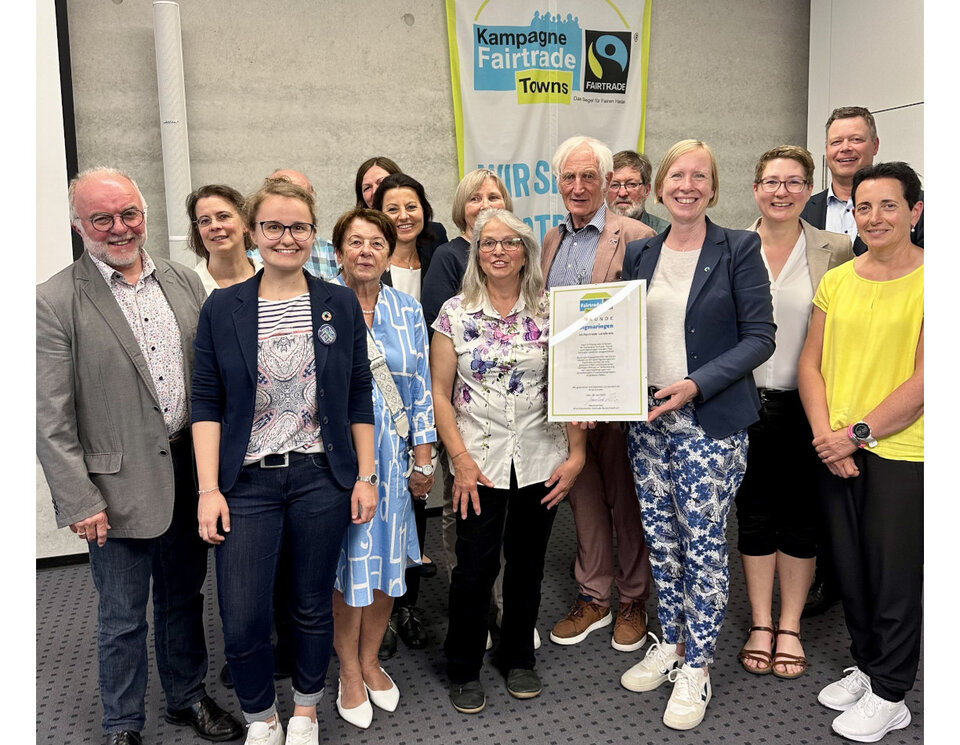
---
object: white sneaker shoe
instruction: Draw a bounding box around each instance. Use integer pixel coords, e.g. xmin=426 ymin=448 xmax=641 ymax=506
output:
xmin=620 ymin=633 xmax=684 ymax=692
xmin=662 ymin=664 xmax=712 ymax=730
xmin=533 ymin=627 xmax=541 ymax=650
xmin=246 ymin=719 xmax=284 ymax=745
xmin=284 ymin=716 xmax=318 ymax=745
xmin=819 ymin=666 xmax=872 ymax=711
xmin=486 ymin=630 xmax=493 ymax=650
xmin=831 ymin=691 xmax=911 ymax=742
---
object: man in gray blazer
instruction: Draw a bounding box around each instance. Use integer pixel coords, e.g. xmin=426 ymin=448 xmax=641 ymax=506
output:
xmin=541 ymin=137 xmax=657 ymax=655
xmin=36 ymin=168 xmax=242 ymax=745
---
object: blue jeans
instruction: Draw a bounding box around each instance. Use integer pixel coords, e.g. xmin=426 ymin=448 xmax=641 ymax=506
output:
xmin=216 ymin=452 xmax=350 ymax=721
xmin=87 ymin=434 xmax=209 ymax=733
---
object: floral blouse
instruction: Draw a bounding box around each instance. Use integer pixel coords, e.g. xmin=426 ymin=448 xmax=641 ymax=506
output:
xmin=433 ymin=291 xmax=567 ymax=489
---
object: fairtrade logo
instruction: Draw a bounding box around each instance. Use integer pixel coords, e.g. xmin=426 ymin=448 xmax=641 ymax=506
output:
xmin=583 ymin=30 xmax=631 ymax=94
xmin=579 ymin=292 xmax=611 ymax=312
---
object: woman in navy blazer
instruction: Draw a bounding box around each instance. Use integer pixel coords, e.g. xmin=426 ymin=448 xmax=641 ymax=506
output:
xmin=191 ymin=179 xmax=376 ymax=744
xmin=617 ymin=141 xmax=775 ymax=731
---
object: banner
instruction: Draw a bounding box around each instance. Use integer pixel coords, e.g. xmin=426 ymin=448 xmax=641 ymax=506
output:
xmin=445 ymin=1 xmax=652 ymax=243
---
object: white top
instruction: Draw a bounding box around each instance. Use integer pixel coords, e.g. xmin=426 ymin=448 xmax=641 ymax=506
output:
xmin=432 ymin=292 xmax=568 ymax=489
xmin=825 ymin=183 xmax=858 ymax=242
xmin=193 ymin=257 xmax=264 ymax=296
xmin=646 ymin=246 xmax=700 ymax=388
xmin=390 ymin=265 xmax=421 ymax=301
xmin=752 ymin=231 xmax=811 ymax=390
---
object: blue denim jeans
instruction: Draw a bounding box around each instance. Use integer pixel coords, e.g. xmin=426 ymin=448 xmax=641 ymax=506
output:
xmin=87 ymin=434 xmax=209 ymax=733
xmin=216 ymin=452 xmax=350 ymax=721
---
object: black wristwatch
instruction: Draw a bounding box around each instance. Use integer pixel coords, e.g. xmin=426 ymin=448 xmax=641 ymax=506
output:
xmin=850 ymin=421 xmax=878 ymax=449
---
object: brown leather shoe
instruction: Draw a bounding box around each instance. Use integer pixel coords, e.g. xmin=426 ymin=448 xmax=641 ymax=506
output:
xmin=549 ymin=596 xmax=612 ymax=645
xmin=612 ymin=600 xmax=648 ymax=651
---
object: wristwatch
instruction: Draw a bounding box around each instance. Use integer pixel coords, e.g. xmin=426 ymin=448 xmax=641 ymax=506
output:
xmin=849 ymin=421 xmax=879 ymax=449
xmin=413 ymin=463 xmax=435 ymax=477
xmin=357 ymin=473 xmax=379 ymax=486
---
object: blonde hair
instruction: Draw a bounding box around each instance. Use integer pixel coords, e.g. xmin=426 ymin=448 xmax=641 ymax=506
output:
xmin=451 ymin=169 xmax=513 ymax=233
xmin=653 ymin=140 xmax=719 ymax=208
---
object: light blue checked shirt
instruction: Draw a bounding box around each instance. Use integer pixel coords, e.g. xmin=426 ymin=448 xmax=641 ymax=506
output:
xmin=248 ymin=236 xmax=340 ymax=280
xmin=546 ymin=203 xmax=606 ymax=288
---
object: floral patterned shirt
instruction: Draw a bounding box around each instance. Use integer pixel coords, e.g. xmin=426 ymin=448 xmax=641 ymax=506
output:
xmin=433 ymin=291 xmax=567 ymax=489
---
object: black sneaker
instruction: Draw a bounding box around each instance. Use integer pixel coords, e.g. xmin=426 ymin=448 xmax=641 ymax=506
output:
xmin=506 ymin=668 xmax=542 ymax=699
xmin=397 ymin=606 xmax=428 ymax=649
xmin=379 ymin=613 xmax=399 ymax=661
xmin=450 ymin=680 xmax=485 ymax=714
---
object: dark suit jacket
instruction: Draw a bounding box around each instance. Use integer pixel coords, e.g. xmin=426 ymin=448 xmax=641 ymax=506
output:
xmin=800 ymin=187 xmax=925 ymax=255
xmin=191 ymin=270 xmax=374 ymax=493
xmin=622 ymin=218 xmax=776 ymax=439
xmin=36 ymin=252 xmax=206 ymax=537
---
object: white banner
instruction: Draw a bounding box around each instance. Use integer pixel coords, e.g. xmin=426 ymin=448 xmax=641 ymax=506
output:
xmin=445 ymin=1 xmax=652 ymax=243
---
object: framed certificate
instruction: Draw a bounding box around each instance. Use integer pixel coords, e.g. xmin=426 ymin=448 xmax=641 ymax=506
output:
xmin=548 ymin=280 xmax=647 ymax=422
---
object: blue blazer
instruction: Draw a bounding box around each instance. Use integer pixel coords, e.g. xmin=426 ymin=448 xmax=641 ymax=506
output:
xmin=622 ymin=218 xmax=776 ymax=439
xmin=191 ymin=270 xmax=374 ymax=493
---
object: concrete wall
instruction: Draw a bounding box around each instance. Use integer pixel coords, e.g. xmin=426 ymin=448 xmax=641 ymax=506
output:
xmin=63 ymin=0 xmax=809 ymax=256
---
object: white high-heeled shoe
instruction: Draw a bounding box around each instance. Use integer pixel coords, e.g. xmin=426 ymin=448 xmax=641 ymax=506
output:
xmin=365 ymin=667 xmax=400 ymax=712
xmin=336 ymin=680 xmax=373 ymax=729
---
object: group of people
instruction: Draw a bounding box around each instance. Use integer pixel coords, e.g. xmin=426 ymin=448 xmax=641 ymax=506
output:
xmin=37 ymin=105 xmax=923 ymax=745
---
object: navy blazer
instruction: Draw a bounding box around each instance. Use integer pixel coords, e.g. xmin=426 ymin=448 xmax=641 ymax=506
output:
xmin=622 ymin=218 xmax=776 ymax=439
xmin=800 ymin=187 xmax=925 ymax=256
xmin=191 ymin=270 xmax=374 ymax=493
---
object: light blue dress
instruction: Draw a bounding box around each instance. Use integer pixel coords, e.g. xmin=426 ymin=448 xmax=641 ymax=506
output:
xmin=333 ymin=280 xmax=437 ymax=607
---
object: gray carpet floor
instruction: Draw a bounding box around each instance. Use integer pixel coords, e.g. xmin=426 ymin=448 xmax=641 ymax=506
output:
xmin=36 ymin=506 xmax=922 ymax=744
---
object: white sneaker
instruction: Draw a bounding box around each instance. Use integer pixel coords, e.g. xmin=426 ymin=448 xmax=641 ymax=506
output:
xmin=831 ymin=691 xmax=911 ymax=742
xmin=620 ymin=633 xmax=684 ymax=692
xmin=662 ymin=664 xmax=712 ymax=730
xmin=284 ymin=716 xmax=318 ymax=745
xmin=246 ymin=719 xmax=284 ymax=745
xmin=486 ymin=630 xmax=493 ymax=651
xmin=534 ymin=627 xmax=541 ymax=650
xmin=819 ymin=666 xmax=872 ymax=711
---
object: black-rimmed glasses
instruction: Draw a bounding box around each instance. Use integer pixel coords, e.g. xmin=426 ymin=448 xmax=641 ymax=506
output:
xmin=82 ymin=208 xmax=146 ymax=232
xmin=757 ymin=178 xmax=808 ymax=193
xmin=478 ymin=238 xmax=523 ymax=253
xmin=258 ymin=221 xmax=316 ymax=242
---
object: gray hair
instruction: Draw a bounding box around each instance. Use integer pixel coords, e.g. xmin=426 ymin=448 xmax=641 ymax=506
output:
xmin=68 ymin=166 xmax=147 ymax=223
xmin=551 ymin=135 xmax=613 ymax=180
xmin=461 ymin=208 xmax=543 ymax=311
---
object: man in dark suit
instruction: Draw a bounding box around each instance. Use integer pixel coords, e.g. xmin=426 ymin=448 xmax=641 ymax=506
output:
xmin=541 ymin=136 xmax=657 ymax=654
xmin=36 ymin=168 xmax=243 ymax=745
xmin=800 ymin=106 xmax=924 ymax=256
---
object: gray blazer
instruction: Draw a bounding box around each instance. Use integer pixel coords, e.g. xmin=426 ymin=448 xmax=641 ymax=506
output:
xmin=36 ymin=252 xmax=206 ymax=538
xmin=746 ymin=217 xmax=854 ymax=290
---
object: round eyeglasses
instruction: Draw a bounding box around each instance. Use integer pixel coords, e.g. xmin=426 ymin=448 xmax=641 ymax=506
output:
xmin=478 ymin=237 xmax=523 ymax=253
xmin=757 ymin=178 xmax=808 ymax=193
xmin=258 ymin=221 xmax=316 ymax=242
xmin=82 ymin=208 xmax=146 ymax=232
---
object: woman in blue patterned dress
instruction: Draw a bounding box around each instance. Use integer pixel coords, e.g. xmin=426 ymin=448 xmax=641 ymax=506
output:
xmin=330 ymin=208 xmax=437 ymax=729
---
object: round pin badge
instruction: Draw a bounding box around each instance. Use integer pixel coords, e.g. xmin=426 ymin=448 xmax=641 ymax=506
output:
xmin=321 ymin=311 xmax=332 ymax=321
xmin=318 ymin=324 xmax=337 ymax=345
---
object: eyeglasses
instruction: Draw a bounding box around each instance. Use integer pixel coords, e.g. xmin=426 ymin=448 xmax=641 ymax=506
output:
xmin=559 ymin=171 xmax=600 ymax=186
xmin=757 ymin=178 xmax=808 ymax=193
xmin=608 ymin=181 xmax=644 ymax=193
xmin=478 ymin=237 xmax=524 ymax=253
xmin=345 ymin=237 xmax=388 ymax=251
xmin=194 ymin=213 xmax=237 ymax=229
xmin=82 ymin=208 xmax=146 ymax=232
xmin=258 ymin=221 xmax=316 ymax=242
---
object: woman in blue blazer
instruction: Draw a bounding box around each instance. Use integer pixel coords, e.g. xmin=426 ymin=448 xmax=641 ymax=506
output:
xmin=617 ymin=140 xmax=775 ymax=731
xmin=191 ymin=178 xmax=376 ymax=744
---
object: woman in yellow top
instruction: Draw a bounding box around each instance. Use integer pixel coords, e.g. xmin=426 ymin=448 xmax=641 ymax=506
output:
xmin=798 ymin=162 xmax=923 ymax=744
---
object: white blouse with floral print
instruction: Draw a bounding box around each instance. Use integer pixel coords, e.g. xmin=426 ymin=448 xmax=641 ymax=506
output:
xmin=433 ymin=291 xmax=568 ymax=489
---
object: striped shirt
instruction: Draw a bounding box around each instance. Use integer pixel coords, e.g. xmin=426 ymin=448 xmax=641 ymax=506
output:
xmin=546 ymin=203 xmax=607 ymax=288
xmin=244 ymin=293 xmax=324 ymax=462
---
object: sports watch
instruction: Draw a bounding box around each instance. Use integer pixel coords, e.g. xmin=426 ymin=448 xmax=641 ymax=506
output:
xmin=848 ymin=421 xmax=879 ymax=448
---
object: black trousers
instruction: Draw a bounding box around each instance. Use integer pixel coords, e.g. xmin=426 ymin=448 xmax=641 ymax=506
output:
xmin=444 ymin=468 xmax=556 ymax=683
xmin=818 ymin=450 xmax=923 ymax=701
xmin=395 ymin=495 xmax=426 ymax=610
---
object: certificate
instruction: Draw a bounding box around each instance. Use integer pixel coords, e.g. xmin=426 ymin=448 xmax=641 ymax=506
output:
xmin=548 ymin=280 xmax=646 ymax=422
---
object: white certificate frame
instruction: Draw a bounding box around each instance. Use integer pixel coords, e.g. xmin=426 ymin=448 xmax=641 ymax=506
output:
xmin=548 ymin=280 xmax=647 ymax=422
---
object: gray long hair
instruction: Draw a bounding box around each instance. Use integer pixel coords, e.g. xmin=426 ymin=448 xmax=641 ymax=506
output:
xmin=461 ymin=208 xmax=543 ymax=311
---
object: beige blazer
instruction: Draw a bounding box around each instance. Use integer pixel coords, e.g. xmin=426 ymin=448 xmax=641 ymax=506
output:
xmin=747 ymin=217 xmax=854 ymax=290
xmin=36 ymin=252 xmax=207 ymax=538
xmin=541 ymin=209 xmax=655 ymax=284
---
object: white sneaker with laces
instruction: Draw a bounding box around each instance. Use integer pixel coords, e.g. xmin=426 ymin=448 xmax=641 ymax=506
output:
xmin=819 ymin=666 xmax=872 ymax=711
xmin=620 ymin=633 xmax=684 ymax=692
xmin=284 ymin=716 xmax=318 ymax=745
xmin=246 ymin=719 xmax=284 ymax=745
xmin=662 ymin=663 xmax=711 ymax=730
xmin=831 ymin=690 xmax=911 ymax=742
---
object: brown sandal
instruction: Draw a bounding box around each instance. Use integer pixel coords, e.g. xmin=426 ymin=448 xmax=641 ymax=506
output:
xmin=772 ymin=629 xmax=808 ymax=679
xmin=738 ymin=625 xmax=775 ymax=675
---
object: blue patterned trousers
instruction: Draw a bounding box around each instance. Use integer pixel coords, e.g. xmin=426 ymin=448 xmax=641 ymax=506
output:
xmin=627 ymin=404 xmax=747 ymax=666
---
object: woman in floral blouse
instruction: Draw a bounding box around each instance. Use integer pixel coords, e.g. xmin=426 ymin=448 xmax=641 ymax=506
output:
xmin=430 ymin=208 xmax=586 ymax=715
